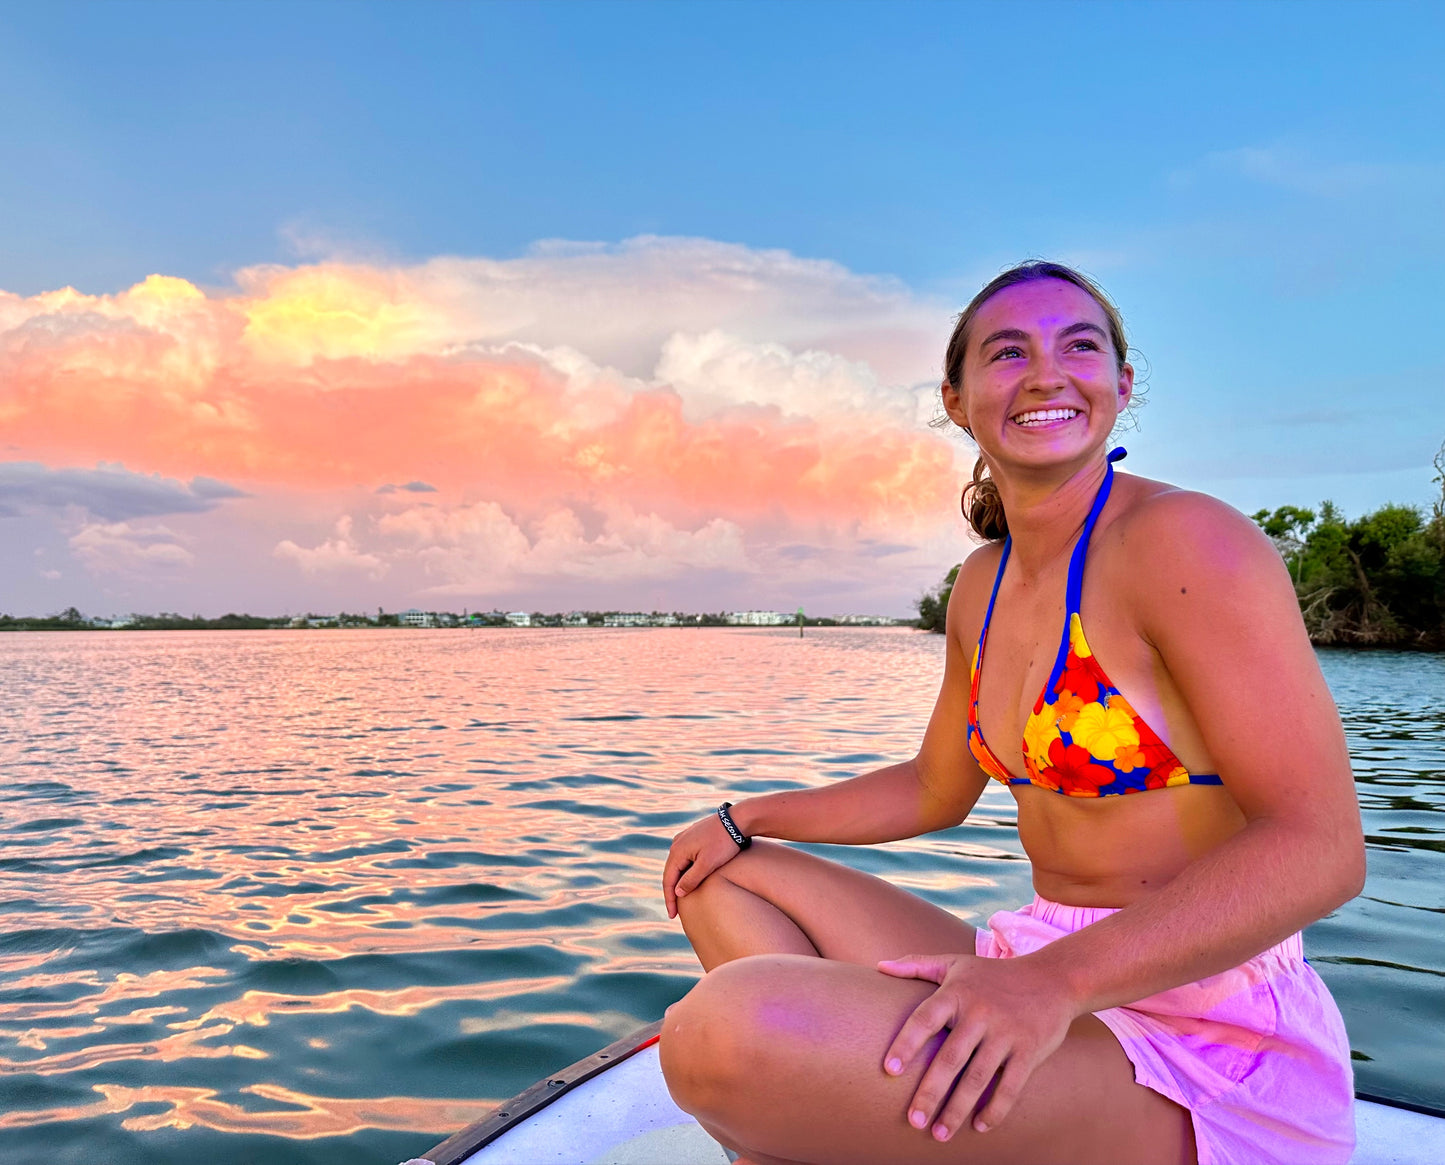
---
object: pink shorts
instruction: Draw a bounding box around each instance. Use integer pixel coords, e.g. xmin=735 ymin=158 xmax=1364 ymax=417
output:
xmin=976 ymin=896 xmax=1355 ymax=1165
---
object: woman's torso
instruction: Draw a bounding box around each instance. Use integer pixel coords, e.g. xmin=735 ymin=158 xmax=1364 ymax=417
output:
xmin=957 ymin=471 xmax=1247 ymax=907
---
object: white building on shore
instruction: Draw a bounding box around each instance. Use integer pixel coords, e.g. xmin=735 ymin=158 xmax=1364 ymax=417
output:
xmin=725 ymin=610 xmax=789 ymax=626
xmin=505 ymin=611 xmax=532 ymax=627
xmin=603 ymin=612 xmax=649 ymax=627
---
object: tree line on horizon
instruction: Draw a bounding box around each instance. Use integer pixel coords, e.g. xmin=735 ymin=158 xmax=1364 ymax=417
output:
xmin=918 ymin=445 xmax=1445 ymax=652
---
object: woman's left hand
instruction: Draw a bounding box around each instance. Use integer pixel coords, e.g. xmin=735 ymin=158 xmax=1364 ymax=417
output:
xmin=876 ymin=953 xmax=1080 ymax=1140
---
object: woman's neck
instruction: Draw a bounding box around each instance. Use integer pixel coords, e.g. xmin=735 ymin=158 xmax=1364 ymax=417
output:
xmin=993 ymin=455 xmax=1111 ymax=578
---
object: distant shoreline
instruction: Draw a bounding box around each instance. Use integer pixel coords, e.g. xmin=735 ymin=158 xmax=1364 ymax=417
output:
xmin=1 ymin=611 xmax=912 ymax=633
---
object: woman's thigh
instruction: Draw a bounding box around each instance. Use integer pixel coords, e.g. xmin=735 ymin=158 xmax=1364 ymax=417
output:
xmin=661 ymin=953 xmax=1194 ymax=1165
xmin=682 ymin=840 xmax=977 ymax=965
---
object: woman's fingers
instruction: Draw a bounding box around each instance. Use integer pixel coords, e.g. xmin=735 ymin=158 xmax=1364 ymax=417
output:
xmin=876 ymin=954 xmax=949 ymax=983
xmin=971 ymin=1053 xmax=1032 ymax=1133
xmin=661 ymin=842 xmax=696 ymax=918
xmin=929 ymin=1038 xmax=1007 ymax=1141
xmin=881 ymin=987 xmax=958 ymax=1078
xmin=904 ymin=1019 xmax=987 ymax=1134
xmin=673 ymin=855 xmax=711 ymax=899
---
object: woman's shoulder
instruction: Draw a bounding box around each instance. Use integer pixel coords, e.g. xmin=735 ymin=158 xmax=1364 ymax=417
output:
xmin=1111 ymin=478 xmax=1277 ymax=568
xmin=942 ymin=539 xmax=1008 ymax=643
xmin=1105 ymin=476 xmax=1297 ymax=619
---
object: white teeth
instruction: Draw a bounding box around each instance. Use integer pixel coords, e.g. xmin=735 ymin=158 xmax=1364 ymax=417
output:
xmin=1012 ymin=408 xmax=1080 ymax=427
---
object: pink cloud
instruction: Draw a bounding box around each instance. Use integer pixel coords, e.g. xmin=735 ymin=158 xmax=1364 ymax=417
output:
xmin=0 ymin=245 xmax=966 ymax=608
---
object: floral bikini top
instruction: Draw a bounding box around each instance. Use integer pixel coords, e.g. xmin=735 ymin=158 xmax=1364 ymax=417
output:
xmin=966 ymin=449 xmax=1222 ymax=798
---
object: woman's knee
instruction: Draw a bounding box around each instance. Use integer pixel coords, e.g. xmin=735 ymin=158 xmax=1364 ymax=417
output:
xmin=659 ymin=955 xmax=802 ymax=1119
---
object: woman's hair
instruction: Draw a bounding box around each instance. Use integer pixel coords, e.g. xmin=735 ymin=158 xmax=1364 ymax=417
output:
xmin=942 ymin=261 xmax=1130 ymax=541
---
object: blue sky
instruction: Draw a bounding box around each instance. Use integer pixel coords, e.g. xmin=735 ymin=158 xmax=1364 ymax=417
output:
xmin=1 ymin=0 xmax=1442 ymax=615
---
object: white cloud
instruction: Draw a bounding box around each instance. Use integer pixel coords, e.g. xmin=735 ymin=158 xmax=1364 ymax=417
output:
xmin=273 ymin=516 xmax=388 ymax=579
xmin=654 ymin=329 xmax=936 ymax=426
xmin=375 ymin=499 xmax=750 ymax=593
xmin=69 ymin=520 xmax=195 ymax=573
xmin=235 ymin=235 xmax=951 ymax=384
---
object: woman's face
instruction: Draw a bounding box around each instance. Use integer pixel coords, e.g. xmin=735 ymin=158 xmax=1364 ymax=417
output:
xmin=943 ymin=278 xmax=1133 ymax=473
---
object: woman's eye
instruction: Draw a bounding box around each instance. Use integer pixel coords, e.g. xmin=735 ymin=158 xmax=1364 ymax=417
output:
xmin=990 ymin=346 xmax=1023 ymax=361
xmin=1068 ymin=339 xmax=1101 ymax=352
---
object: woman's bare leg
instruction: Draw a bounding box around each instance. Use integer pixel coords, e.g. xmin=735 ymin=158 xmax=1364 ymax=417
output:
xmin=676 ymin=839 xmax=978 ymax=969
xmin=661 ymin=953 xmax=1195 ymax=1165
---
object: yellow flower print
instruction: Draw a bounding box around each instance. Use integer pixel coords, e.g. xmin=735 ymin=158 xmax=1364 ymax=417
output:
xmin=1068 ymin=613 xmax=1093 ymax=659
xmin=1023 ymin=708 xmax=1063 ymax=774
xmin=1071 ymin=702 xmax=1140 ymax=763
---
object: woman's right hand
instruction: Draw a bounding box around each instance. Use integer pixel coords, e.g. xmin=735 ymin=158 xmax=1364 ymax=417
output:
xmin=662 ymin=809 xmax=745 ymax=919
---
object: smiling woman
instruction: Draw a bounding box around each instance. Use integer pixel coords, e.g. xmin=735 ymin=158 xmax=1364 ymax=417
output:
xmin=656 ymin=261 xmax=1365 ymax=1165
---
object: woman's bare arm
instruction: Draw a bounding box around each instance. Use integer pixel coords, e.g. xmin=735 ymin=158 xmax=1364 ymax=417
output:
xmin=663 ymin=550 xmax=995 ymax=915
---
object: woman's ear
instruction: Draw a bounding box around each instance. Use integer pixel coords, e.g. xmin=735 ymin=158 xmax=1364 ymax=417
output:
xmin=1117 ymin=362 xmax=1135 ymax=411
xmin=941 ymin=379 xmax=970 ymax=433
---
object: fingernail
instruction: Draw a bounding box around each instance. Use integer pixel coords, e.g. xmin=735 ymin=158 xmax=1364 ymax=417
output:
xmin=909 ymin=1110 xmax=927 ymax=1129
xmin=974 ymin=1119 xmax=989 ymax=1133
xmin=885 ymin=1057 xmax=902 ymax=1074
xmin=933 ymin=1123 xmax=950 ymax=1141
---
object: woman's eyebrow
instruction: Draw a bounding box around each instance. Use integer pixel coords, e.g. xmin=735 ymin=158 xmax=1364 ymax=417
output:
xmin=979 ymin=321 xmax=1107 ymax=349
xmin=979 ymin=327 xmax=1030 ymax=348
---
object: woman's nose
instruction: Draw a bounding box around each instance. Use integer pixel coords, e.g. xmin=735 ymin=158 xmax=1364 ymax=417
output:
xmin=1023 ymin=350 xmax=1067 ymax=392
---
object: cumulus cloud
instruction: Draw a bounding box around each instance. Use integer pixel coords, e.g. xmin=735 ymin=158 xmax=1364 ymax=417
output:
xmin=373 ymin=500 xmax=749 ymax=594
xmin=0 ymin=238 xmax=967 ymax=605
xmin=228 ymin=235 xmax=947 ymax=382
xmin=274 ymin=516 xmax=388 ymax=578
xmin=0 ymin=462 xmax=246 ymax=521
xmin=69 ymin=520 xmax=195 ymax=573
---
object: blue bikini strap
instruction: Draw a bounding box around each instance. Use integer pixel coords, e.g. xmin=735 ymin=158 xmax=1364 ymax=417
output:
xmin=1064 ymin=447 xmax=1126 ymax=614
xmin=1034 ymin=447 xmax=1126 ymax=688
xmin=979 ymin=536 xmax=1012 ymax=648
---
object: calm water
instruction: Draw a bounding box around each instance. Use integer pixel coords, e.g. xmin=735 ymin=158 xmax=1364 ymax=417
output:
xmin=0 ymin=629 xmax=1439 ymax=1164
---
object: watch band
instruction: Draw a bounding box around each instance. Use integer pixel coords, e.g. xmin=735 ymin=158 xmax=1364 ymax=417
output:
xmin=717 ymin=802 xmax=751 ymax=850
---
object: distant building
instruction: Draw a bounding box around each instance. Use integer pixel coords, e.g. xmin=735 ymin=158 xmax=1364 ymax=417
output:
xmin=505 ymin=611 xmax=532 ymax=627
xmin=562 ymin=612 xmax=589 ymax=627
xmin=399 ymin=609 xmax=436 ymax=628
xmin=725 ymin=610 xmax=789 ymax=626
xmin=835 ymin=614 xmax=900 ymax=626
xmin=603 ymin=612 xmax=649 ymax=627
xmin=654 ymin=613 xmax=679 ymax=626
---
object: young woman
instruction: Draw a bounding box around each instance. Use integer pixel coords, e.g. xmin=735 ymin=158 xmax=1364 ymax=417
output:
xmin=657 ymin=262 xmax=1364 ymax=1165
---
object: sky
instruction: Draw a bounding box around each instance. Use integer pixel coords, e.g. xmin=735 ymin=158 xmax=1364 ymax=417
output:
xmin=1 ymin=0 xmax=1442 ymax=618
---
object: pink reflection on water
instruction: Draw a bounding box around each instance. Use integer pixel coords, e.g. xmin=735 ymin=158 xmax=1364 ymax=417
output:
xmin=0 ymin=627 xmax=991 ymax=1152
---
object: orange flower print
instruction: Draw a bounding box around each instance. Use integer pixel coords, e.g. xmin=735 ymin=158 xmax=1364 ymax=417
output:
xmin=1052 ymin=690 xmax=1087 ymax=732
xmin=1114 ymin=742 xmax=1147 ymax=772
xmin=969 ymin=731 xmax=1013 ymax=784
